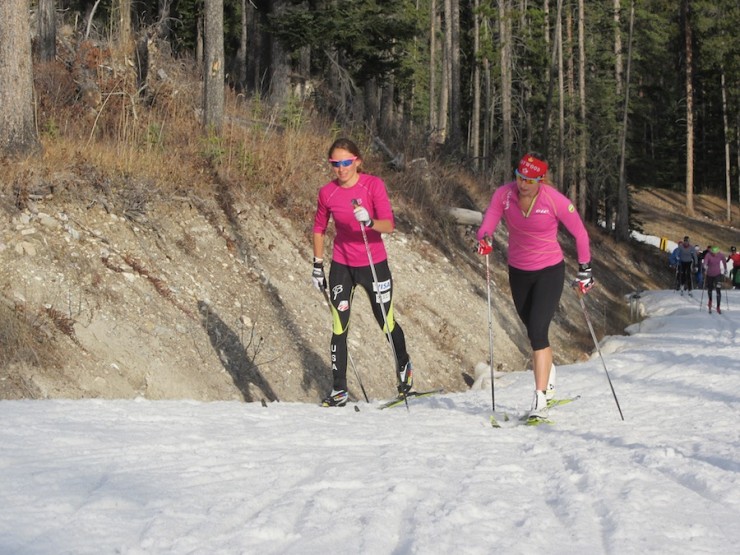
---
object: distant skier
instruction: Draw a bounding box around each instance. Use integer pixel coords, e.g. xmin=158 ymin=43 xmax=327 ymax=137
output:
xmin=669 ymin=241 xmax=682 ymax=291
xmin=675 ymin=236 xmax=697 ymax=296
xmin=727 ymin=246 xmax=740 ymax=289
xmin=694 ymin=245 xmax=704 ymax=289
xmin=703 ymin=246 xmax=727 ymax=314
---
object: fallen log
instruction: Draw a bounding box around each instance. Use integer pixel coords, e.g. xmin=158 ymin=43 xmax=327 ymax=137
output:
xmin=448 ymin=207 xmax=482 ymax=226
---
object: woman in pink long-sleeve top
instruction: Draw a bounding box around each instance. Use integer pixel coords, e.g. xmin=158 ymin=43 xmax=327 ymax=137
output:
xmin=312 ymin=138 xmax=412 ymax=407
xmin=476 ymin=153 xmax=592 ymax=421
xmin=703 ymin=246 xmax=727 ymax=314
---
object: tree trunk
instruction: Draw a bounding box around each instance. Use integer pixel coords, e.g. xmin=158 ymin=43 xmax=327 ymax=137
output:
xmin=542 ymin=0 xmax=563 ymax=160
xmin=196 ymin=13 xmax=203 ymax=70
xmin=720 ymin=69 xmax=731 ymax=223
xmin=613 ymin=0 xmax=625 ymax=235
xmin=380 ymin=80 xmax=395 ymax=136
xmin=471 ymin=0 xmax=481 ymax=171
xmin=614 ymin=0 xmax=623 ymax=97
xmin=499 ymin=0 xmax=512 ymax=174
xmin=117 ymin=0 xmax=132 ymax=50
xmin=158 ymin=0 xmax=172 ymax=39
xmin=268 ymin=0 xmax=291 ymax=106
xmin=557 ymin=1 xmax=565 ymax=190
xmin=234 ymin=0 xmax=248 ymax=93
xmin=429 ymin=0 xmax=437 ymax=134
xmin=616 ymin=1 xmax=635 ymax=241
xmin=0 ymin=0 xmax=40 ymax=157
xmin=483 ymin=53 xmax=493 ymax=174
xmin=577 ymin=0 xmax=587 ymax=218
xmin=480 ymin=16 xmax=494 ymax=174
xmin=565 ymin=2 xmax=576 ymax=201
xmin=437 ymin=0 xmax=451 ymax=144
xmin=364 ymin=78 xmax=379 ymax=135
xmin=683 ymin=0 xmax=695 ymax=216
xmin=203 ymin=0 xmax=224 ymax=134
xmin=38 ymin=0 xmax=56 ymax=62
xmin=449 ymin=0 xmax=462 ymax=151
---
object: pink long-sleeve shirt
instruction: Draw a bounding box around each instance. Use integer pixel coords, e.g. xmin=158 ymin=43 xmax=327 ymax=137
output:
xmin=476 ymin=182 xmax=591 ymax=271
xmin=313 ymin=173 xmax=394 ymax=267
xmin=703 ymin=252 xmax=727 ymax=277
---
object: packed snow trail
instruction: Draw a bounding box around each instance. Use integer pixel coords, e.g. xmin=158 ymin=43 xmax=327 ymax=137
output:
xmin=1 ymin=290 xmax=739 ymax=554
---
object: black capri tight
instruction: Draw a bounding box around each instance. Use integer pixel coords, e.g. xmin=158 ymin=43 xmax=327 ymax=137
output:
xmin=705 ymin=275 xmax=722 ymax=304
xmin=508 ymin=261 xmax=565 ymax=351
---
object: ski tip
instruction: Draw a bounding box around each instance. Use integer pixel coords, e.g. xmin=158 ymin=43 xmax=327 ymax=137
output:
xmin=525 ymin=416 xmax=554 ymax=426
xmin=378 ymin=388 xmax=443 ymax=409
xmin=490 ymin=413 xmax=512 ymax=427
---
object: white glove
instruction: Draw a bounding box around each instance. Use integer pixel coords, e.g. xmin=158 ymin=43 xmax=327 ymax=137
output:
xmin=312 ymin=261 xmax=326 ymax=291
xmin=354 ymin=206 xmax=373 ymax=227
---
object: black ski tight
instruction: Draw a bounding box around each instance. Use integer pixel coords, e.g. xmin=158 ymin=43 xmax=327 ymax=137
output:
xmin=705 ymin=275 xmax=722 ymax=304
xmin=327 ymin=260 xmax=409 ymax=391
xmin=679 ymin=262 xmax=693 ymax=290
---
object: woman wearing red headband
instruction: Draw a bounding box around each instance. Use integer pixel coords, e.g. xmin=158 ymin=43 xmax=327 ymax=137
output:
xmin=476 ymin=153 xmax=592 ymax=422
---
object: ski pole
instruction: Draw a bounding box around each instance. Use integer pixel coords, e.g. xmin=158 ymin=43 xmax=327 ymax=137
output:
xmin=573 ymin=284 xmax=625 ymax=421
xmin=352 ymin=199 xmax=407 ymax=410
xmin=725 ymin=279 xmax=731 ymax=311
xmin=321 ymin=287 xmax=369 ymax=403
xmin=485 ymin=251 xmax=496 ymax=412
xmin=673 ymin=265 xmax=680 ymax=293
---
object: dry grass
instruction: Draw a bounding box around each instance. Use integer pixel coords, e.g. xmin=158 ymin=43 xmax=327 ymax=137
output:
xmin=0 ymin=299 xmax=61 ymax=369
xmin=15 ymin=28 xmax=468 ymax=240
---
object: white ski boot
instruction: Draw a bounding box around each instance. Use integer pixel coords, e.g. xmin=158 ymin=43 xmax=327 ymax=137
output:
xmin=528 ymin=390 xmax=549 ymax=420
xmin=546 ymin=364 xmax=557 ymax=403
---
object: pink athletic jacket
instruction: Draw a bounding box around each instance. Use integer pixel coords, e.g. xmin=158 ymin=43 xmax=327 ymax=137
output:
xmin=313 ymin=174 xmax=394 ymax=267
xmin=477 ymin=182 xmax=591 ymax=271
xmin=703 ymin=252 xmax=727 ymax=277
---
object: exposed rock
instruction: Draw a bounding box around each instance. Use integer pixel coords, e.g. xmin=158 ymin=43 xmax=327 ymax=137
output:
xmin=0 ymin=183 xmax=698 ymax=404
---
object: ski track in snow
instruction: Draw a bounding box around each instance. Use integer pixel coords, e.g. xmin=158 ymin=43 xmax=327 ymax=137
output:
xmin=1 ymin=290 xmax=739 ymax=554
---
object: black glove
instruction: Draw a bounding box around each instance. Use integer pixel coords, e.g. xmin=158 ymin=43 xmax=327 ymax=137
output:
xmin=576 ymin=262 xmax=594 ymax=294
xmin=312 ymin=259 xmax=326 ymax=291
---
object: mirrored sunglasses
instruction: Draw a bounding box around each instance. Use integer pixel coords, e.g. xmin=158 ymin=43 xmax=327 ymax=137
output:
xmin=515 ymin=170 xmax=543 ymax=184
xmin=329 ymin=157 xmax=357 ymax=168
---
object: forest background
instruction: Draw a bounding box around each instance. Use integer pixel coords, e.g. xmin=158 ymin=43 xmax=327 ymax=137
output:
xmin=4 ymin=1 xmax=740 ymax=223
xmin=0 ymin=0 xmax=737 ymax=402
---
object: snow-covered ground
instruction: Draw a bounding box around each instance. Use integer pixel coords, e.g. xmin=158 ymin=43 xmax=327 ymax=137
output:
xmin=1 ymin=289 xmax=739 ymax=554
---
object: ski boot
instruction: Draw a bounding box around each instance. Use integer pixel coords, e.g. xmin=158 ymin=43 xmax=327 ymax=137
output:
xmin=321 ymin=389 xmax=349 ymax=407
xmin=397 ymin=361 xmax=414 ymax=395
xmin=546 ymin=364 xmax=557 ymax=405
xmin=528 ymin=390 xmax=549 ymax=420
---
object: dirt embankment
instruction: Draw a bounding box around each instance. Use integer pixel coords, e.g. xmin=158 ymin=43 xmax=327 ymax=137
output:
xmin=0 ymin=179 xmax=733 ymax=403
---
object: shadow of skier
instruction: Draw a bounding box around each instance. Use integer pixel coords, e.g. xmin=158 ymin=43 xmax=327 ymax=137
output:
xmin=197 ymin=300 xmax=279 ymax=403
